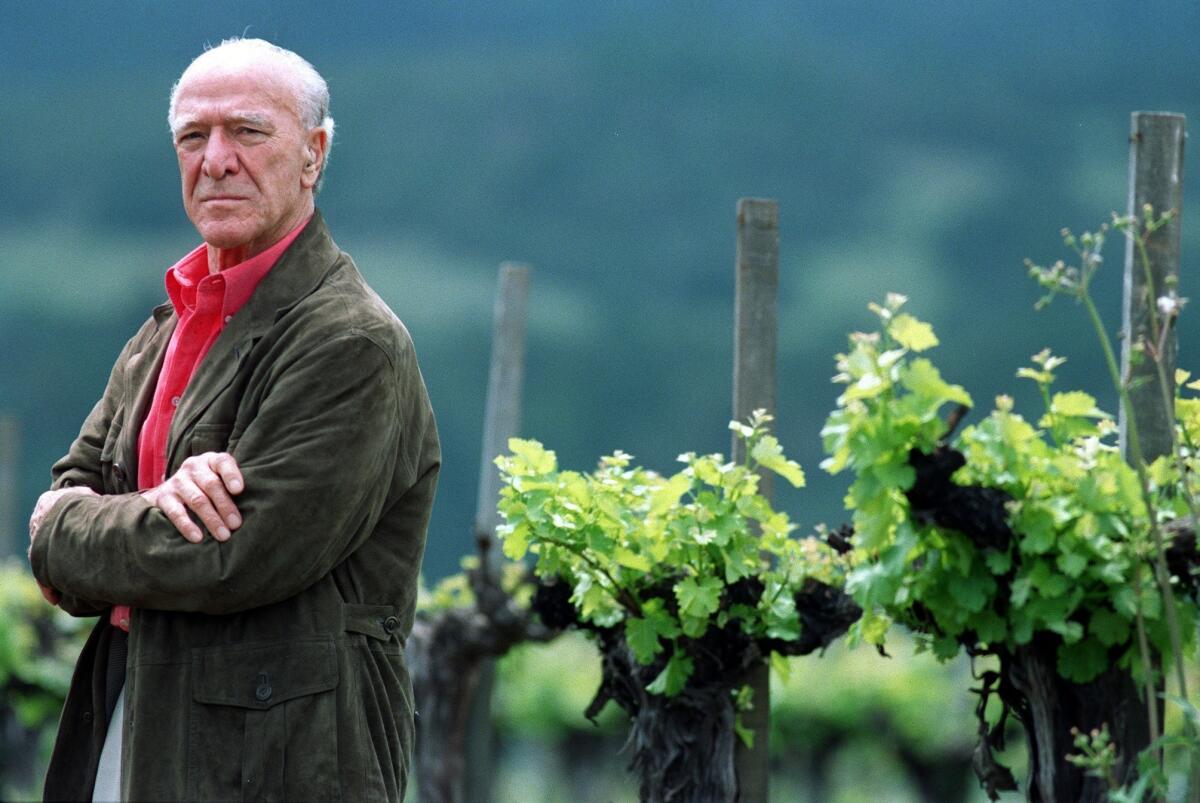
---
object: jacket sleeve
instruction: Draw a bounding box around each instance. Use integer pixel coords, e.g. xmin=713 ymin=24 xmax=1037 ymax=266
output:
xmin=38 ymin=335 xmax=138 ymax=618
xmin=49 ymin=335 xmax=132 ymax=494
xmin=30 ymin=331 xmax=426 ymax=614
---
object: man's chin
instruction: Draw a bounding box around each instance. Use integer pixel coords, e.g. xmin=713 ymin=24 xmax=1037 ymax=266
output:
xmin=194 ymin=220 xmax=258 ymax=251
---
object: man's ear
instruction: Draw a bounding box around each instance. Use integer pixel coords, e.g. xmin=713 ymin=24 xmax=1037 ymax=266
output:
xmin=301 ymin=128 xmax=328 ymax=189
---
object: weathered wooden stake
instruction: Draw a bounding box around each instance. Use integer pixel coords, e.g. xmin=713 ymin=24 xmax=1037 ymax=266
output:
xmin=463 ymin=262 xmax=530 ymax=803
xmin=732 ymin=198 xmax=779 ymax=802
xmin=0 ymin=415 xmax=19 ymax=560
xmin=1011 ymin=112 xmax=1186 ymax=803
xmin=474 ymin=263 xmax=531 ymax=580
xmin=410 ymin=263 xmax=534 ymax=803
xmin=1121 ymin=112 xmax=1185 ymax=461
xmin=1118 ymin=110 xmax=1186 ymax=788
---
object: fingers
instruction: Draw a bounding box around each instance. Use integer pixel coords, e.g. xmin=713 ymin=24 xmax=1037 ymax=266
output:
xmin=28 ymin=498 xmax=48 ymax=540
xmin=29 ymin=486 xmax=101 ymax=541
xmin=198 ymin=453 xmax=243 ymax=534
xmin=151 ymin=488 xmax=205 ymax=543
xmin=177 ymin=476 xmax=231 ymax=542
xmin=146 ymin=453 xmax=245 ymax=543
xmin=210 ymin=453 xmax=244 ymax=496
xmin=203 ymin=454 xmax=243 ymax=533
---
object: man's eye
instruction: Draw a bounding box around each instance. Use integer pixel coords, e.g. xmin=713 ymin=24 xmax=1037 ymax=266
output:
xmin=178 ymin=132 xmax=204 ymax=143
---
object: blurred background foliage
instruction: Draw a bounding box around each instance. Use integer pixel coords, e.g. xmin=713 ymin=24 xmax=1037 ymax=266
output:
xmin=0 ymin=561 xmax=91 ymax=801
xmin=3 ymin=1 xmax=1200 ymax=799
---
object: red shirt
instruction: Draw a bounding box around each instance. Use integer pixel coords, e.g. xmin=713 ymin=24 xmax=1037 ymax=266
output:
xmin=109 ymin=217 xmax=310 ymax=631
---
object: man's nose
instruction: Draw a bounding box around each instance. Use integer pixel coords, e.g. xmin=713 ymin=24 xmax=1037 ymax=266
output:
xmin=202 ymin=129 xmax=239 ymax=180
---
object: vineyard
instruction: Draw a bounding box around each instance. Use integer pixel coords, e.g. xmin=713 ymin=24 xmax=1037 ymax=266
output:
xmin=2 ymin=111 xmax=1197 ymax=802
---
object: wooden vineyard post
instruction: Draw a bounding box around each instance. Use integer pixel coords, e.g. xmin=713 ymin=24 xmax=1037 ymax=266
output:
xmin=474 ymin=263 xmax=531 ymax=579
xmin=463 ymin=262 xmax=530 ymax=803
xmin=732 ymin=198 xmax=779 ymax=802
xmin=410 ymin=263 xmax=534 ymax=803
xmin=1118 ymin=111 xmax=1186 ymax=780
xmin=1004 ymin=112 xmax=1186 ymax=802
xmin=1121 ymin=112 xmax=1185 ymax=461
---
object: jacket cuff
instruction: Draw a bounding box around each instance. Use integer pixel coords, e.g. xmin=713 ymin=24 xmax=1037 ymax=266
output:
xmin=28 ymin=501 xmax=55 ymax=589
xmin=29 ymin=491 xmax=92 ymax=590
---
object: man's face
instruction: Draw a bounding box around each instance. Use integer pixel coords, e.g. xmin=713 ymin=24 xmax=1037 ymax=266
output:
xmin=172 ymin=63 xmax=322 ymax=257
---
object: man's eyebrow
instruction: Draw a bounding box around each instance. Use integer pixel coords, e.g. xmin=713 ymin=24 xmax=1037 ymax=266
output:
xmin=172 ymin=116 xmax=203 ymax=136
xmin=227 ymin=112 xmax=273 ymax=129
xmin=172 ymin=111 xmax=274 ymax=135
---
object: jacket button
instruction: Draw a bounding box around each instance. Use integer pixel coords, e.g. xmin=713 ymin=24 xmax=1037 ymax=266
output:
xmin=82 ymin=711 xmax=93 ymax=724
xmin=255 ymin=683 xmax=273 ymax=702
xmin=382 ymin=615 xmax=400 ymax=634
xmin=113 ymin=464 xmax=127 ymax=484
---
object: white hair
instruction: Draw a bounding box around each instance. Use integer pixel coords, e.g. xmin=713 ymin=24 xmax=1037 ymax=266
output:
xmin=168 ymin=38 xmax=336 ymax=189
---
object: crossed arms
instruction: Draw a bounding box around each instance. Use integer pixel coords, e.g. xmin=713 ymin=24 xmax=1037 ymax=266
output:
xmin=28 ymin=451 xmax=246 ymax=604
xmin=28 ymin=331 xmax=417 ymax=616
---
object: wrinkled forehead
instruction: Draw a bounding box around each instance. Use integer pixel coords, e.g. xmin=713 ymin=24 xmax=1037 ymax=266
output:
xmin=174 ymin=59 xmax=303 ymax=125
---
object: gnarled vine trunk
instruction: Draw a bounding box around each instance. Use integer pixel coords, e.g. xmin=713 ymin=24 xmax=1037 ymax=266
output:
xmin=549 ymin=578 xmax=860 ymax=802
xmin=592 ymin=628 xmax=741 ymax=802
xmin=907 ymin=441 xmax=1178 ymax=801
xmin=406 ymin=562 xmax=560 ymax=803
xmin=1004 ymin=639 xmax=1149 ymax=803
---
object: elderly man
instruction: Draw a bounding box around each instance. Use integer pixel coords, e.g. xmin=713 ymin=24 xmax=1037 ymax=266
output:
xmin=27 ymin=38 xmax=439 ymax=802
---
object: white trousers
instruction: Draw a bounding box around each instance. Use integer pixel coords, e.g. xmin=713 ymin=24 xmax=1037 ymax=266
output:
xmin=91 ymin=683 xmax=124 ymax=803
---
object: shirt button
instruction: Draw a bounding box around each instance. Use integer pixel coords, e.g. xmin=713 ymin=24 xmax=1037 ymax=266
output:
xmin=171 ymin=396 xmax=181 ymax=407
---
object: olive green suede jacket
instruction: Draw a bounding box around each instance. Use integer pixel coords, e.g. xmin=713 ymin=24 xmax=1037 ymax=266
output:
xmin=29 ymin=212 xmax=440 ymax=802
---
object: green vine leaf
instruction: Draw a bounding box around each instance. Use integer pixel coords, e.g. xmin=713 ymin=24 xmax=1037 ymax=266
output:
xmin=750 ymin=434 xmax=807 ymax=488
xmin=1090 ymin=607 xmax=1131 ymax=647
xmin=890 ymin=313 xmax=939 ymax=352
xmin=900 ymin=358 xmax=972 ymax=410
xmin=646 ymin=649 xmax=694 ymax=696
xmin=675 ymin=576 xmax=723 ymax=620
xmin=626 ymin=599 xmax=681 ymax=664
xmin=1057 ymin=638 xmax=1108 ymax=684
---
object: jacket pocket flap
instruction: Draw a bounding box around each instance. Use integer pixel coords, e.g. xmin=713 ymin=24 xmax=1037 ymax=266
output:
xmin=188 ymin=424 xmax=232 ymax=456
xmin=192 ymin=637 xmax=337 ymax=709
xmin=343 ymin=603 xmax=400 ymax=643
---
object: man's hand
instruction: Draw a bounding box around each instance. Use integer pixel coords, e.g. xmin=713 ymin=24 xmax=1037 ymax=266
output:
xmin=29 ymin=486 xmax=100 ymax=605
xmin=141 ymin=452 xmax=245 ymax=543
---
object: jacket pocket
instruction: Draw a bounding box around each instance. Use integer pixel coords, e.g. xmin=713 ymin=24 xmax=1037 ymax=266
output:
xmin=188 ymin=423 xmax=233 ymax=457
xmin=188 ymin=637 xmax=340 ymax=802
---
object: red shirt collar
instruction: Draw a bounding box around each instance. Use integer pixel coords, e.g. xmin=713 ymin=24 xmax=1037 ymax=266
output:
xmin=165 ymin=216 xmax=312 ymax=319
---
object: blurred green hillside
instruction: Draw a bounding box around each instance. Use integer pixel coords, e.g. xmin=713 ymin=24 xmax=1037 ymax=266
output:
xmin=3 ymin=1 xmax=1200 ymax=580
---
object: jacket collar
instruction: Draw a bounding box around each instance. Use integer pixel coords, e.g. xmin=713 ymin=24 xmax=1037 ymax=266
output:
xmin=232 ymin=209 xmax=341 ymax=338
xmin=116 ymin=211 xmax=341 ymax=479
